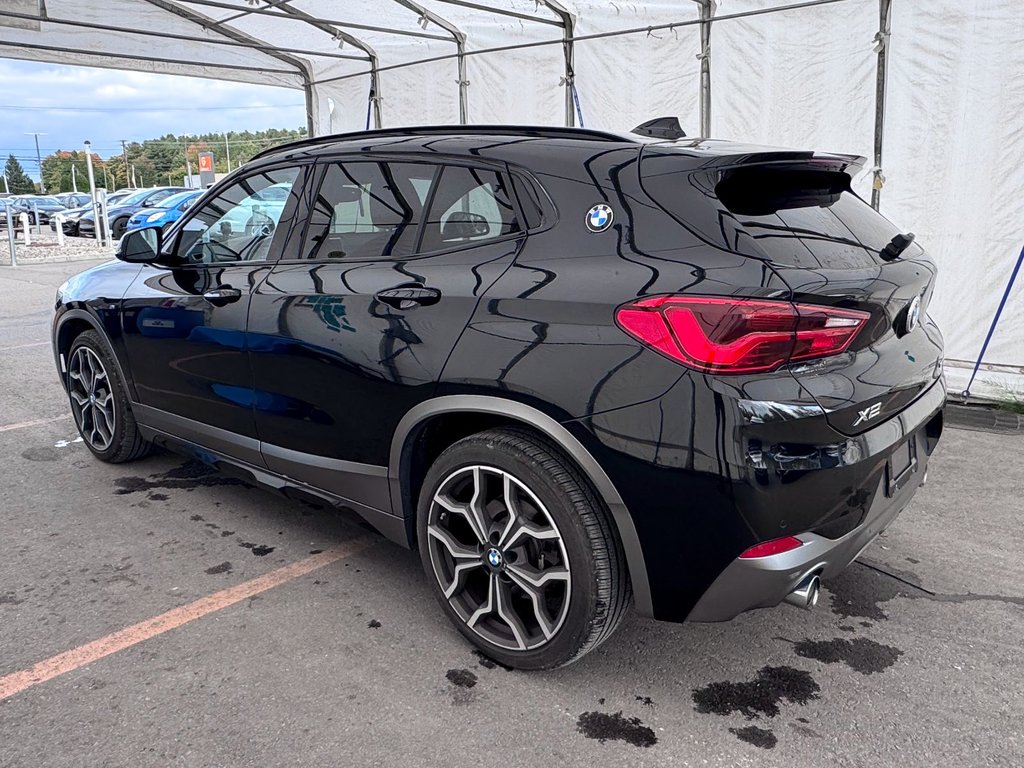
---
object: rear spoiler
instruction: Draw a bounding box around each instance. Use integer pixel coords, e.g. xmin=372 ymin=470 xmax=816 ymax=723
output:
xmin=641 ymin=141 xmax=866 ymax=178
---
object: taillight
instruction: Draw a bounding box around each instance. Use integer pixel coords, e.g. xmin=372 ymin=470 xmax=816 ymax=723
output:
xmin=739 ymin=536 xmax=803 ymax=559
xmin=614 ymin=296 xmax=868 ymax=374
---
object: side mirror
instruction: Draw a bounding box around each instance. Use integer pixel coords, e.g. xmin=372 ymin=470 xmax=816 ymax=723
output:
xmin=117 ymin=226 xmax=163 ymax=263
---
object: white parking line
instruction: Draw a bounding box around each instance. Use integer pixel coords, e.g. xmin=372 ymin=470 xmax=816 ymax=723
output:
xmin=0 ymin=341 xmax=49 ymax=352
xmin=0 ymin=415 xmax=72 ymax=433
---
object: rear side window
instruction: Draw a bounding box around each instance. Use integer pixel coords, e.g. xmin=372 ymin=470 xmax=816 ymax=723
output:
xmin=641 ymin=152 xmax=905 ymax=268
xmin=419 ymin=166 xmax=520 ymax=253
xmin=302 ymin=161 xmax=435 ymax=261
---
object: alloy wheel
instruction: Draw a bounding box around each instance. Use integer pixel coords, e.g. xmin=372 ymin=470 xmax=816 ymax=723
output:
xmin=426 ymin=465 xmax=571 ymax=651
xmin=68 ymin=346 xmax=116 ymax=452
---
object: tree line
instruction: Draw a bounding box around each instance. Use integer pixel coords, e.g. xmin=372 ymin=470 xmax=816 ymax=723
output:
xmin=3 ymin=127 xmax=308 ymax=195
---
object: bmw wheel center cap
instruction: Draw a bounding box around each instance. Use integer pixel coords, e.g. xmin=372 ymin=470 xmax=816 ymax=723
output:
xmin=486 ymin=548 xmax=503 ymax=568
xmin=586 ymin=203 xmax=613 ymax=233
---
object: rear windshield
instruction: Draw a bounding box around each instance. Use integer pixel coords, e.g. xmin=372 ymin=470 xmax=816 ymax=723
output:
xmin=640 ymin=153 xmax=909 ymax=268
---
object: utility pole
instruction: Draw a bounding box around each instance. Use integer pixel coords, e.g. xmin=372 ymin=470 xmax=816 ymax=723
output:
xmin=2 ymin=173 xmax=8 ymax=194
xmin=71 ymin=164 xmax=78 ymax=192
xmin=25 ymin=132 xmax=47 ymax=193
xmin=224 ymin=131 xmax=231 ymax=170
xmin=120 ymin=140 xmax=130 ymax=187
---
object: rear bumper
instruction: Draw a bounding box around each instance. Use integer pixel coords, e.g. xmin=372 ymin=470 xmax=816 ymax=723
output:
xmin=686 ymin=473 xmax=917 ymax=621
xmin=687 ymin=381 xmax=944 ymax=622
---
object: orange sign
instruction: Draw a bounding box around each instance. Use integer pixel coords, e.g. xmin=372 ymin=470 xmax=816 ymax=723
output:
xmin=198 ymin=153 xmax=214 ymax=173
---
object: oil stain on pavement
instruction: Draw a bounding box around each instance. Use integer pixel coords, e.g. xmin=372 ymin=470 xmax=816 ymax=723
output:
xmin=793 ymin=637 xmax=903 ymax=675
xmin=113 ymin=460 xmax=250 ymax=496
xmin=692 ymin=665 xmax=820 ymax=719
xmin=576 ymin=711 xmax=657 ymax=748
xmin=729 ymin=725 xmax=777 ymax=750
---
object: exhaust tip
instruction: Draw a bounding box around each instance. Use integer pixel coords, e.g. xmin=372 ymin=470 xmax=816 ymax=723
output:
xmin=785 ymin=574 xmax=821 ymax=610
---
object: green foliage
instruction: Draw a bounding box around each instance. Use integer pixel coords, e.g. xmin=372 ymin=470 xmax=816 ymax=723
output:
xmin=3 ymin=155 xmax=36 ymax=194
xmin=37 ymin=127 xmax=308 ymax=192
xmin=39 ymin=127 xmax=309 ymax=191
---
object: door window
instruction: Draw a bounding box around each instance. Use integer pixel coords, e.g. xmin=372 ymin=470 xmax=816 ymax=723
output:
xmin=175 ymin=167 xmax=300 ymax=264
xmin=419 ymin=166 xmax=519 ymax=253
xmin=302 ymin=161 xmax=436 ymax=261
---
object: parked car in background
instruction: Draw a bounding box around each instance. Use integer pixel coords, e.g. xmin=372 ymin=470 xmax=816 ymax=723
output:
xmin=10 ymin=195 xmax=67 ymax=225
xmin=0 ymin=198 xmax=13 ymax=225
xmin=52 ymin=125 xmax=945 ymax=669
xmin=57 ymin=193 xmax=92 ymax=209
xmin=126 ymin=189 xmax=203 ymax=234
xmin=53 ymin=190 xmax=135 ymax=237
xmin=78 ymin=186 xmax=189 ymax=240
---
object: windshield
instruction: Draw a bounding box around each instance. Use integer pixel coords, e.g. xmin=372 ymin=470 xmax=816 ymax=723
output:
xmin=156 ymin=190 xmax=200 ymax=209
xmin=115 ymin=189 xmax=155 ymax=207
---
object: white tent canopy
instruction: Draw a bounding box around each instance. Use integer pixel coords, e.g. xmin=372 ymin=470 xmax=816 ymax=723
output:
xmin=2 ymin=0 xmax=1022 ymax=397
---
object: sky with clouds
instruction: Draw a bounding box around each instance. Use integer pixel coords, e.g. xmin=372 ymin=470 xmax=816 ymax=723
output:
xmin=0 ymin=59 xmax=307 ymax=181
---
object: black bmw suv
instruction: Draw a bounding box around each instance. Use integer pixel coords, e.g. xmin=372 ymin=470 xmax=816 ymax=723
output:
xmin=52 ymin=125 xmax=944 ymax=669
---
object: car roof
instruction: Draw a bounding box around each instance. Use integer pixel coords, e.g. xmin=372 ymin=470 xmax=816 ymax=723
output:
xmin=253 ymin=125 xmax=648 ymax=162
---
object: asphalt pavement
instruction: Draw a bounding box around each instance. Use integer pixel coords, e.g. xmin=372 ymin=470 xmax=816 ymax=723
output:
xmin=1 ymin=259 xmax=1021 ymax=767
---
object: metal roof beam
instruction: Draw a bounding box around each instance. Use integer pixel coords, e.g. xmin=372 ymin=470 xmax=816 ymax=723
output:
xmin=0 ymin=9 xmax=368 ymax=63
xmin=0 ymin=39 xmax=296 ymax=77
xmin=431 ymin=0 xmax=562 ymax=26
xmin=251 ymin=1 xmax=384 ymax=130
xmin=142 ymin=0 xmax=319 ymax=135
xmin=177 ymin=0 xmax=453 ymax=41
xmin=390 ymin=0 xmax=468 ymax=123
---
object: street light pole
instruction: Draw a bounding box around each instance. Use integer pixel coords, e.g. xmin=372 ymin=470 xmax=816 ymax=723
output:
xmin=71 ymin=164 xmax=78 ymax=193
xmin=25 ymin=132 xmax=47 ymax=193
xmin=2 ymin=173 xmax=8 ymax=194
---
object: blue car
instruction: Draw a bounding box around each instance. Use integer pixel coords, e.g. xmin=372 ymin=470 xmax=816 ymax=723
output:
xmin=125 ymin=190 xmax=203 ymax=234
xmin=79 ymin=186 xmax=189 ymax=239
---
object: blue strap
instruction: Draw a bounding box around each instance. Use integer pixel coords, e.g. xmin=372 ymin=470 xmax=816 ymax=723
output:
xmin=571 ymin=82 xmax=585 ymax=128
xmin=962 ymin=242 xmax=1024 ymax=398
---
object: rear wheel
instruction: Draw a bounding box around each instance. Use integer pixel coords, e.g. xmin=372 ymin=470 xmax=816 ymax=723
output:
xmin=66 ymin=331 xmax=150 ymax=463
xmin=111 ymin=217 xmax=129 ymax=240
xmin=417 ymin=427 xmax=631 ymax=670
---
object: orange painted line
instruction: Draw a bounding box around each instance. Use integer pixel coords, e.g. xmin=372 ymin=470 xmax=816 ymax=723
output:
xmin=0 ymin=414 xmax=72 ymax=433
xmin=0 ymin=542 xmax=365 ymax=702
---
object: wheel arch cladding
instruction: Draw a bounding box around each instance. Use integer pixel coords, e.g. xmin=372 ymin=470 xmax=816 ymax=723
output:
xmin=389 ymin=395 xmax=654 ymax=617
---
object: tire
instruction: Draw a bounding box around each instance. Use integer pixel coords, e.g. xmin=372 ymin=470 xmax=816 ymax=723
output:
xmin=417 ymin=427 xmax=631 ymax=670
xmin=111 ymin=217 xmax=128 ymax=240
xmin=66 ymin=330 xmax=150 ymax=463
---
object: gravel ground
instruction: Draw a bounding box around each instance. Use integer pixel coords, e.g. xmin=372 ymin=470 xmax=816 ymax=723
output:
xmin=2 ymin=226 xmax=116 ymax=265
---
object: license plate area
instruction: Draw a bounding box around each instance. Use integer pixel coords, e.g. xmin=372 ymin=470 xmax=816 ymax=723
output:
xmin=886 ymin=433 xmax=918 ymax=496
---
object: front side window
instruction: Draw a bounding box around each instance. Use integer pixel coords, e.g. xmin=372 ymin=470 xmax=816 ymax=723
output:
xmin=302 ymin=161 xmax=435 ymax=261
xmin=175 ymin=167 xmax=300 ymax=265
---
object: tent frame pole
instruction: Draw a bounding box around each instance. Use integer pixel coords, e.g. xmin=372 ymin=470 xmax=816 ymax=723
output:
xmin=537 ymin=1 xmax=576 ymax=127
xmin=697 ymin=1 xmax=714 ymax=137
xmin=391 ymin=0 xmax=468 ymax=123
xmin=871 ymin=0 xmax=892 ymax=210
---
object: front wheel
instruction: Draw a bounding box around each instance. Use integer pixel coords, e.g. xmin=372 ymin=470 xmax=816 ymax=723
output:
xmin=66 ymin=331 xmax=150 ymax=463
xmin=417 ymin=428 xmax=631 ymax=670
xmin=110 ymin=217 xmax=128 ymax=240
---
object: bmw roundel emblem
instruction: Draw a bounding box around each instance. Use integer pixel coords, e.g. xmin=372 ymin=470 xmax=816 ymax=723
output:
xmin=486 ymin=548 xmax=503 ymax=568
xmin=906 ymin=295 xmax=922 ymax=333
xmin=586 ymin=203 xmax=614 ymax=233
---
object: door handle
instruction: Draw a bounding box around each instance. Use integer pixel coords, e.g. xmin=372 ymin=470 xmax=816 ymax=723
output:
xmin=202 ymin=286 xmax=242 ymax=306
xmin=375 ymin=285 xmax=442 ymax=310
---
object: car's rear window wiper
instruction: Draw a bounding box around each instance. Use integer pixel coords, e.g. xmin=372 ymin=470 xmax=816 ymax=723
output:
xmin=881 ymin=232 xmax=915 ymax=261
